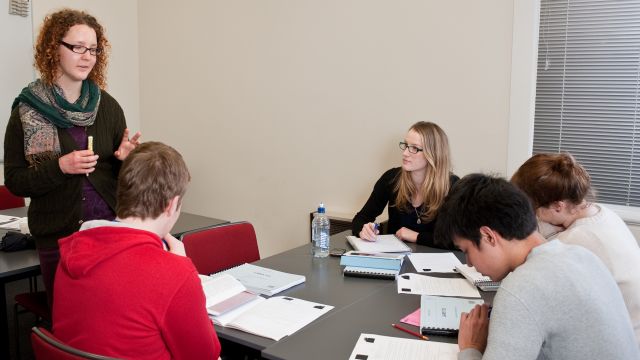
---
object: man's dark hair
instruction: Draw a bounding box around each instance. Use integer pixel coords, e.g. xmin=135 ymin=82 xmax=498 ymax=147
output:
xmin=434 ymin=173 xmax=537 ymax=248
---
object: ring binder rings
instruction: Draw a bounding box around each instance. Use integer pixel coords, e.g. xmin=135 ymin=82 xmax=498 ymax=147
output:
xmin=454 ymin=265 xmax=501 ymax=291
xmin=343 ymin=266 xmax=398 ymax=280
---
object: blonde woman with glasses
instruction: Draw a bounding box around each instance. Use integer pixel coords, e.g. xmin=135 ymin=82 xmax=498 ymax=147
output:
xmin=352 ymin=121 xmax=458 ymax=247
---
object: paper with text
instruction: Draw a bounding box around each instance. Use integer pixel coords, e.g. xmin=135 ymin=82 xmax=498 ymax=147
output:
xmin=222 ymin=296 xmax=334 ymax=341
xmin=348 ymin=333 xmax=458 ymax=360
xmin=347 ymin=235 xmax=412 ymax=253
xmin=408 ymin=253 xmax=462 ymax=273
xmin=397 ymin=273 xmax=481 ymax=298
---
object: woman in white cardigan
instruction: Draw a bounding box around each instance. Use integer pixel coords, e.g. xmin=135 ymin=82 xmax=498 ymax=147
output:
xmin=511 ymin=152 xmax=640 ymax=345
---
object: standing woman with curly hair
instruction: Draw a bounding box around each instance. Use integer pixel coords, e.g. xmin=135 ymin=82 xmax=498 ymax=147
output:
xmin=352 ymin=121 xmax=458 ymax=247
xmin=4 ymin=9 xmax=141 ymax=307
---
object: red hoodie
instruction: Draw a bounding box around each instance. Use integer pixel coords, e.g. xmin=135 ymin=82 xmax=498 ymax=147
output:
xmin=53 ymin=224 xmax=221 ymax=359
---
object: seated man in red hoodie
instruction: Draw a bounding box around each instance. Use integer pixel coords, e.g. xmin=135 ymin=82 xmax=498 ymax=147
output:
xmin=52 ymin=141 xmax=221 ymax=360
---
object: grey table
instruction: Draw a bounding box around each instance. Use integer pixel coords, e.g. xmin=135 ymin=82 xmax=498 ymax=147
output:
xmin=213 ymin=230 xmax=494 ymax=359
xmin=0 ymin=206 xmax=35 ymax=360
xmin=0 ymin=208 xmax=227 ymax=360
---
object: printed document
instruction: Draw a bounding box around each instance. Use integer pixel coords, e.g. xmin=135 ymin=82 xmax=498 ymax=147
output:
xmin=216 ymin=296 xmax=334 ymax=341
xmin=397 ymin=273 xmax=481 ymax=298
xmin=348 ymin=333 xmax=457 ymax=360
xmin=408 ymin=253 xmax=462 ymax=273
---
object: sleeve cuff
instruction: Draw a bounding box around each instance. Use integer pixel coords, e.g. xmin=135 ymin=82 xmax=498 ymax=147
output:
xmin=458 ymin=348 xmax=482 ymax=360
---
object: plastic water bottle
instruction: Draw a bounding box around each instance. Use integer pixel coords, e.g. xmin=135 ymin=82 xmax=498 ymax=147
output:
xmin=312 ymin=203 xmax=330 ymax=258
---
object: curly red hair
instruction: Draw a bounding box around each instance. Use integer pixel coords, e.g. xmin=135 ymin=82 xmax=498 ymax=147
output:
xmin=34 ymin=9 xmax=110 ymax=89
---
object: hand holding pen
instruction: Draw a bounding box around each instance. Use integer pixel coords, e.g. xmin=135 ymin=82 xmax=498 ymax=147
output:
xmin=359 ymin=222 xmax=380 ymax=242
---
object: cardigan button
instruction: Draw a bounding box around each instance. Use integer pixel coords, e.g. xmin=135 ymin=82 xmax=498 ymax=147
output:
xmin=78 ymin=220 xmax=84 ymax=225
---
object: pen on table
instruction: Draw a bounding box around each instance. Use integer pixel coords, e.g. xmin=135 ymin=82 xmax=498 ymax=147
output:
xmin=392 ymin=323 xmax=429 ymax=341
xmin=87 ymin=136 xmax=93 ymax=177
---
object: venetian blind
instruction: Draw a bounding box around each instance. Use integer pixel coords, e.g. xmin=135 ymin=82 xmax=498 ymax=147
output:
xmin=533 ymin=0 xmax=640 ymax=206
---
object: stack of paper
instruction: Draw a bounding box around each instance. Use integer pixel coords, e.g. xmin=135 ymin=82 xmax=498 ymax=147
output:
xmin=346 ymin=235 xmax=411 ymax=254
xmin=340 ymin=251 xmax=405 ymax=270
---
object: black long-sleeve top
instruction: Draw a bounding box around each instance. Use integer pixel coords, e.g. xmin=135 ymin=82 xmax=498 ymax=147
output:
xmin=351 ymin=167 xmax=459 ymax=248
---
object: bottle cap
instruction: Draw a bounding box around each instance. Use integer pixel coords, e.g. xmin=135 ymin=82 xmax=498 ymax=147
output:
xmin=317 ymin=203 xmax=326 ymax=214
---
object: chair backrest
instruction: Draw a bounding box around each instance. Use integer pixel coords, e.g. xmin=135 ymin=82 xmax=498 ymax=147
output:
xmin=31 ymin=327 xmax=120 ymax=360
xmin=181 ymin=221 xmax=260 ymax=274
xmin=0 ymin=185 xmax=24 ymax=210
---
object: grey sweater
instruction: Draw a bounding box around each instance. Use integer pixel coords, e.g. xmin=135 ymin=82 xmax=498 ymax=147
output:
xmin=459 ymin=240 xmax=639 ymax=360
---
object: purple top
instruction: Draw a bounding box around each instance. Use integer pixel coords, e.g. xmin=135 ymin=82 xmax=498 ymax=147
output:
xmin=66 ymin=126 xmax=115 ymax=222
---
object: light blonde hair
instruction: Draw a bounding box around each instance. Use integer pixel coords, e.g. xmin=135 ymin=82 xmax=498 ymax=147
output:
xmin=394 ymin=121 xmax=452 ymax=221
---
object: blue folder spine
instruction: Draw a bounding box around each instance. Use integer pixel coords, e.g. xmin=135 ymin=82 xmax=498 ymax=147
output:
xmin=339 ymin=254 xmax=403 ymax=270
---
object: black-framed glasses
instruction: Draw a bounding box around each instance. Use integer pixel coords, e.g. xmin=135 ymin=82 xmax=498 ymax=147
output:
xmin=59 ymin=41 xmax=102 ymax=56
xmin=399 ymin=141 xmax=423 ymax=154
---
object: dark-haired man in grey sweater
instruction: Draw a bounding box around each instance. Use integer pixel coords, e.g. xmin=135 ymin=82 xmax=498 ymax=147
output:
xmin=435 ymin=174 xmax=639 ymax=360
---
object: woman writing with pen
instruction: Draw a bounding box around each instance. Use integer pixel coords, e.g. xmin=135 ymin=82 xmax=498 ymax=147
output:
xmin=352 ymin=121 xmax=458 ymax=247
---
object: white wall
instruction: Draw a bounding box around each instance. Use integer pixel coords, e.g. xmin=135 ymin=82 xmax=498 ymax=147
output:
xmin=138 ymin=0 xmax=517 ymax=257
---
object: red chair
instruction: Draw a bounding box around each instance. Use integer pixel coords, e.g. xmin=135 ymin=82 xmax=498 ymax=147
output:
xmin=0 ymin=185 xmax=25 ymax=210
xmin=31 ymin=327 xmax=120 ymax=360
xmin=181 ymin=221 xmax=260 ymax=274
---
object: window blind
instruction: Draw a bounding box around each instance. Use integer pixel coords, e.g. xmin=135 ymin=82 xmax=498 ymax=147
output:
xmin=533 ymin=0 xmax=640 ymax=206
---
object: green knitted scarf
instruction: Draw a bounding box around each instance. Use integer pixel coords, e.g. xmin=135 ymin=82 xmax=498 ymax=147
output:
xmin=11 ymin=79 xmax=101 ymax=167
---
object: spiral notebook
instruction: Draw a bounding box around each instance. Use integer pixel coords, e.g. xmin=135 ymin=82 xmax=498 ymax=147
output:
xmin=454 ymin=265 xmax=501 ymax=291
xmin=343 ymin=266 xmax=399 ymax=280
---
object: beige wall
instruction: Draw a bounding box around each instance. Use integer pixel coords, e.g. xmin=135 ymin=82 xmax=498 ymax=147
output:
xmin=138 ymin=1 xmax=518 ymax=257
